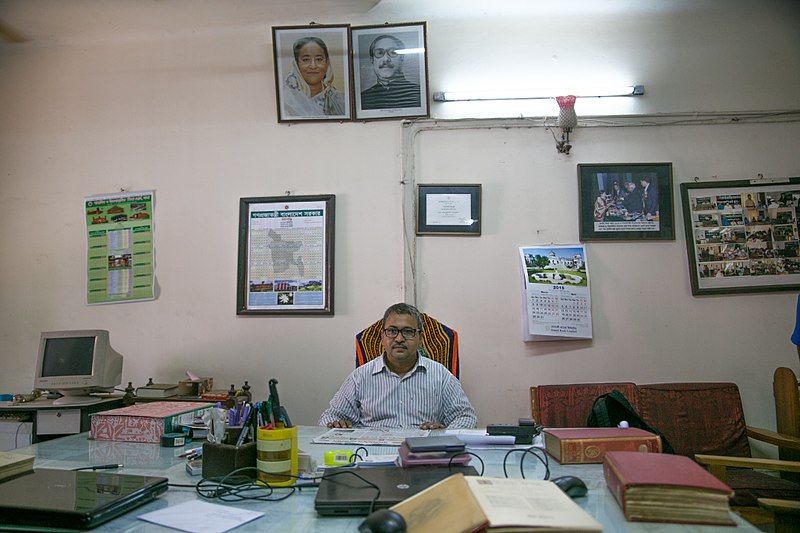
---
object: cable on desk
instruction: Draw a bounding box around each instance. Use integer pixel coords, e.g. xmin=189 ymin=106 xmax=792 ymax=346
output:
xmin=196 ymin=467 xmax=297 ymax=502
xmin=319 ymin=468 xmax=381 ymax=515
xmin=349 ymin=446 xmax=369 ymax=463
xmin=447 ymin=452 xmax=485 ymax=476
xmin=502 ymin=446 xmax=550 ymax=480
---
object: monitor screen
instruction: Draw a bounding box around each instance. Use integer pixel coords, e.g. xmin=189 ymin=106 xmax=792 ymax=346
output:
xmin=41 ymin=337 xmax=96 ymax=377
xmin=34 ymin=330 xmax=124 ymax=406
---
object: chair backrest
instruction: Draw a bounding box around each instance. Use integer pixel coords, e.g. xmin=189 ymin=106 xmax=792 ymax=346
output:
xmin=774 ymin=367 xmax=800 ymax=481
xmin=638 ymin=382 xmax=751 ymax=458
xmin=530 ymin=382 xmax=638 ymax=428
xmin=355 ymin=313 xmax=460 ymax=378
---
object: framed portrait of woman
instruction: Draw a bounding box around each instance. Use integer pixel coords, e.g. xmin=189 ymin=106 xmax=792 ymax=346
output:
xmin=272 ymin=25 xmax=352 ymax=123
xmin=351 ymin=22 xmax=429 ymax=121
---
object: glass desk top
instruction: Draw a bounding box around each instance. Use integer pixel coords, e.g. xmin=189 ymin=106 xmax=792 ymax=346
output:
xmin=9 ymin=426 xmax=757 ymax=532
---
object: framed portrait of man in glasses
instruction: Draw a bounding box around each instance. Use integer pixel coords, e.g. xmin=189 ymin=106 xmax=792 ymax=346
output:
xmin=351 ymin=22 xmax=429 ymax=121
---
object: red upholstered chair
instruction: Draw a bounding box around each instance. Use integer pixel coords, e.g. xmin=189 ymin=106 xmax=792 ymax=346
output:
xmin=355 ymin=313 xmax=459 ymax=378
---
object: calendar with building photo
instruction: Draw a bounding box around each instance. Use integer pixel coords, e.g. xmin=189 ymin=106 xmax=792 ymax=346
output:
xmin=680 ymin=178 xmax=800 ymax=295
xmin=518 ymin=245 xmax=592 ymax=341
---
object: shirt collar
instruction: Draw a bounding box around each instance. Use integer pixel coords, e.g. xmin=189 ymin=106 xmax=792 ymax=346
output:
xmin=374 ymin=352 xmax=428 ymax=376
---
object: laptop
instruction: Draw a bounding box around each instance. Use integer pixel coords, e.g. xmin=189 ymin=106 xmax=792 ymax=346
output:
xmin=315 ymin=465 xmax=478 ymax=516
xmin=0 ymin=468 xmax=168 ymax=530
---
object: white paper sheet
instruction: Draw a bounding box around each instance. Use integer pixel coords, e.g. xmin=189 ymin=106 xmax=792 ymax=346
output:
xmin=138 ymin=500 xmax=264 ymax=533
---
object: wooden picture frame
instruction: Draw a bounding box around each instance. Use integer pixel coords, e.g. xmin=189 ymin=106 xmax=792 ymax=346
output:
xmin=578 ymin=163 xmax=675 ymax=241
xmin=351 ymin=22 xmax=429 ymax=121
xmin=237 ymin=195 xmax=335 ymax=315
xmin=416 ymin=184 xmax=481 ymax=236
xmin=272 ymin=25 xmax=352 ymax=123
xmin=680 ymin=178 xmax=800 ymax=295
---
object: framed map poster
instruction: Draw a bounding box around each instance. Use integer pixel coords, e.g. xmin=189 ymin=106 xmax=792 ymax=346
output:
xmin=237 ymin=195 xmax=335 ymax=315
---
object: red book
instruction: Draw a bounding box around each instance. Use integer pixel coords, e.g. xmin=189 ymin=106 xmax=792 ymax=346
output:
xmin=603 ymin=451 xmax=734 ymax=525
xmin=543 ymin=427 xmax=662 ymax=464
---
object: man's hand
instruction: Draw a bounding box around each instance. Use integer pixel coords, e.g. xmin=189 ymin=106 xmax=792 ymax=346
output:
xmin=420 ymin=422 xmax=445 ymax=430
xmin=327 ymin=419 xmax=353 ymax=428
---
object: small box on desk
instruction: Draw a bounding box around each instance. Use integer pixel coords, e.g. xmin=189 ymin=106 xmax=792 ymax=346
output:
xmin=202 ymin=441 xmax=256 ymax=480
xmin=90 ymin=402 xmax=211 ymax=443
xmin=543 ymin=427 xmax=662 ymax=464
xmin=177 ymin=377 xmax=213 ymax=397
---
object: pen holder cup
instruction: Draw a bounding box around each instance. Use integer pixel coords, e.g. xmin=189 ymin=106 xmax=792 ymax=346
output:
xmin=202 ymin=441 xmax=256 ymax=481
xmin=256 ymin=426 xmax=297 ymax=487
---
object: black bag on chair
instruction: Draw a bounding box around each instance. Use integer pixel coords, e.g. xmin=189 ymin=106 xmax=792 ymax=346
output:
xmin=586 ymin=389 xmax=675 ymax=454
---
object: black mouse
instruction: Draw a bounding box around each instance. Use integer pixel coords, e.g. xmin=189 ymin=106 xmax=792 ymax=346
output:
xmin=358 ymin=508 xmax=407 ymax=533
xmin=552 ymin=475 xmax=588 ymax=498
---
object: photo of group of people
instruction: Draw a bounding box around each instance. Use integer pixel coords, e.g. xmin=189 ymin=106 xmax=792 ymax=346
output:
xmin=689 ymin=187 xmax=800 ymax=280
xmin=272 ymin=22 xmax=428 ymax=122
xmin=579 ymin=163 xmax=674 ymax=241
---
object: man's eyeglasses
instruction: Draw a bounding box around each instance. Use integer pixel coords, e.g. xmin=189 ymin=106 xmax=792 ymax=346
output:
xmin=382 ymin=327 xmax=418 ymax=339
xmin=372 ymin=48 xmax=400 ymax=59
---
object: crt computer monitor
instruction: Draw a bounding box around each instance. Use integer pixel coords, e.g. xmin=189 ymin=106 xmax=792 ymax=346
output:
xmin=34 ymin=330 xmax=124 ymax=406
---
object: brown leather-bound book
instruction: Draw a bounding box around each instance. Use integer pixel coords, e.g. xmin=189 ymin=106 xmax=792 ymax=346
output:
xmin=543 ymin=427 xmax=662 ymax=464
xmin=603 ymin=451 xmax=735 ymax=525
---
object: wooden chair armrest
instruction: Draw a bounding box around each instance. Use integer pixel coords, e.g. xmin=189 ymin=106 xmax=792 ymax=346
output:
xmin=758 ymin=498 xmax=800 ymax=515
xmin=747 ymin=426 xmax=800 ymax=450
xmin=696 ymin=454 xmax=800 ymax=483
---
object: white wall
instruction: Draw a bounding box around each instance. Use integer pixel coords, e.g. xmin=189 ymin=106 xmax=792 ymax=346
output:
xmin=1 ymin=0 xmax=799 ymax=457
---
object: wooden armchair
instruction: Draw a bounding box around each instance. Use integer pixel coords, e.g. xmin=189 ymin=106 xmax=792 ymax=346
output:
xmin=695 ymin=367 xmax=800 ymax=529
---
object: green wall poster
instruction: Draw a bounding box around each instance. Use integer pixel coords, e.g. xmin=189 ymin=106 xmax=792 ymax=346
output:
xmin=85 ymin=191 xmax=155 ymax=305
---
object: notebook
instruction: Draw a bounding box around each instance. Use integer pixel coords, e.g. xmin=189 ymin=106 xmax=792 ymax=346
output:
xmin=0 ymin=468 xmax=168 ymax=530
xmin=315 ymin=465 xmax=479 ymax=516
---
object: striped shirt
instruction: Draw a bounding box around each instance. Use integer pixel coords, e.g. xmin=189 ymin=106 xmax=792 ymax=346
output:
xmin=318 ymin=355 xmax=477 ymax=429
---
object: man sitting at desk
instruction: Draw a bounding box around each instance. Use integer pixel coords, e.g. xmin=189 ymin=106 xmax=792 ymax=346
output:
xmin=318 ymin=303 xmax=477 ymax=430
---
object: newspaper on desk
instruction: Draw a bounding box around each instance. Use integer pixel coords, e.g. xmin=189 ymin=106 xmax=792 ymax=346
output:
xmin=312 ymin=427 xmax=429 ymax=446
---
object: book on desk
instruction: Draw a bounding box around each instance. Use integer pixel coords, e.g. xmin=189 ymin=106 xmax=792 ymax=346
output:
xmin=0 ymin=451 xmax=34 ymax=482
xmin=135 ymin=383 xmax=179 ymax=399
xmin=391 ymin=473 xmax=602 ymax=532
xmin=543 ymin=427 xmax=662 ymax=464
xmin=603 ymin=450 xmax=735 ymax=526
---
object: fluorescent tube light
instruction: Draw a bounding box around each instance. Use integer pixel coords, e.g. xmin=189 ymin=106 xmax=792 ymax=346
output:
xmin=433 ymin=85 xmax=644 ymax=102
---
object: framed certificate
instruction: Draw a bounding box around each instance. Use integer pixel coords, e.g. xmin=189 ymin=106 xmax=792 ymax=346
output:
xmin=416 ymin=184 xmax=481 ymax=236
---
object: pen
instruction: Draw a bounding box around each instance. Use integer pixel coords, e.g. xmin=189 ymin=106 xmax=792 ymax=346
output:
xmin=179 ymin=447 xmax=203 ymax=458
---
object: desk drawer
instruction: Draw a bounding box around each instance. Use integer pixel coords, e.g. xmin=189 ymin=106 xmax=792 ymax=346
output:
xmin=37 ymin=409 xmax=81 ymax=435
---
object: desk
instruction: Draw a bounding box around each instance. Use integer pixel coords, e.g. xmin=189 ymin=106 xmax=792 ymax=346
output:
xmin=0 ymin=397 xmax=124 ymax=444
xmin=13 ymin=426 xmax=758 ymax=532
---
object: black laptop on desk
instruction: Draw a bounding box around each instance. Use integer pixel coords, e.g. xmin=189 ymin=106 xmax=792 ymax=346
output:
xmin=0 ymin=468 xmax=168 ymax=530
xmin=315 ymin=465 xmax=479 ymax=516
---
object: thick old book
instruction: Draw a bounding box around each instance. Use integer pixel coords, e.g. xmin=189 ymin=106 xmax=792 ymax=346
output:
xmin=0 ymin=451 xmax=34 ymax=482
xmin=603 ymin=450 xmax=735 ymax=525
xmin=135 ymin=383 xmax=179 ymax=399
xmin=543 ymin=427 xmax=661 ymax=464
xmin=90 ymin=402 xmax=211 ymax=443
xmin=391 ymin=473 xmax=601 ymax=532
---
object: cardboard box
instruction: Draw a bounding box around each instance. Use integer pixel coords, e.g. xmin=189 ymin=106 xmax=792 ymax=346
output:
xmin=177 ymin=377 xmax=213 ymax=396
xmin=543 ymin=427 xmax=662 ymax=464
xmin=90 ymin=402 xmax=211 ymax=443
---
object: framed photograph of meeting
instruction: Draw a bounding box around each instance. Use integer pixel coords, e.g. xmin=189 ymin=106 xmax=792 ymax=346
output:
xmin=237 ymin=194 xmax=335 ymax=315
xmin=680 ymin=177 xmax=800 ymax=296
xmin=416 ymin=184 xmax=481 ymax=236
xmin=351 ymin=22 xmax=429 ymax=121
xmin=272 ymin=25 xmax=352 ymax=123
xmin=578 ymin=163 xmax=675 ymax=241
